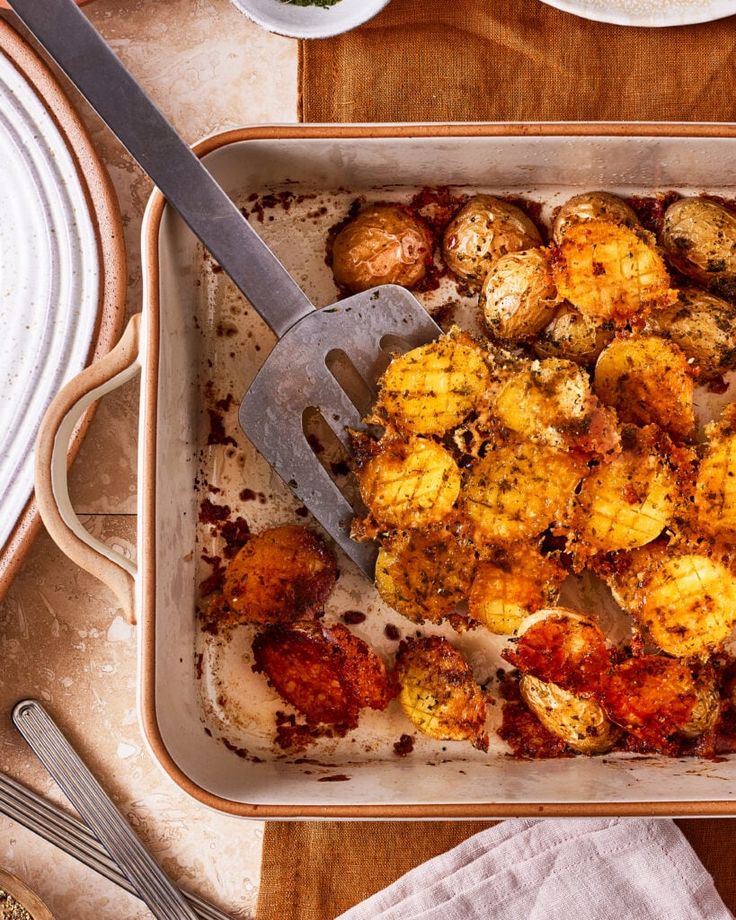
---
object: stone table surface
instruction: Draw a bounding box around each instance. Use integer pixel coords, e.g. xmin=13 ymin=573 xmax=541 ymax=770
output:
xmin=0 ymin=2 xmax=297 ymax=916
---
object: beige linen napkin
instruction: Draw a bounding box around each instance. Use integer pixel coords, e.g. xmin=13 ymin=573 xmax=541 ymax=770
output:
xmin=337 ymin=819 xmax=732 ymax=920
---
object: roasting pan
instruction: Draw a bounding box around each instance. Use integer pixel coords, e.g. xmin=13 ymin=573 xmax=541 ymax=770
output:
xmin=36 ymin=123 xmax=736 ymax=818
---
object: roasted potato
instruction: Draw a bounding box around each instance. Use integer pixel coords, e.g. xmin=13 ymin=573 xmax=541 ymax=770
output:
xmin=480 ymin=248 xmax=558 ymax=342
xmin=442 ymin=196 xmax=542 ymax=287
xmin=552 ymin=191 xmax=639 ymax=245
xmin=553 ymin=219 xmax=675 ymax=325
xmin=252 ymin=622 xmax=393 ymax=727
xmin=375 ymin=528 xmax=476 ymax=624
xmin=644 ymin=288 xmax=736 ymax=380
xmin=493 ymin=357 xmax=619 ymax=454
xmin=633 ymin=552 xmax=736 ymax=658
xmin=356 ymin=437 xmax=461 ymax=530
xmin=601 ymin=656 xmax=719 ymax=753
xmin=330 ymin=204 xmax=433 ymax=294
xmin=520 ymin=674 xmax=621 ymax=755
xmin=395 ymin=636 xmax=489 ymax=750
xmin=594 ymin=335 xmax=695 ymax=440
xmin=461 ymin=442 xmax=586 ymax=544
xmin=371 ymin=329 xmax=491 ymax=437
xmin=222 ymin=525 xmax=337 ymax=625
xmin=567 ymin=425 xmax=677 ymax=558
xmin=468 ymin=546 xmax=566 ymax=635
xmin=696 ymin=405 xmax=736 ymax=539
xmin=534 ymin=305 xmax=614 ymax=366
xmin=503 ymin=608 xmax=610 ymax=695
xmin=661 ymin=197 xmax=736 ymax=297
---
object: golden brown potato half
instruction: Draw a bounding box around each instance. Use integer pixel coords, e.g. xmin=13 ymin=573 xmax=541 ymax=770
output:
xmin=696 ymin=404 xmax=736 ymax=540
xmin=644 ymin=288 xmax=736 ymax=380
xmin=503 ymin=608 xmax=610 ymax=695
xmin=356 ymin=437 xmax=461 ymax=530
xmin=331 ymin=204 xmax=433 ymax=294
xmin=553 ymin=219 xmax=675 ymax=325
xmin=395 ymin=636 xmax=489 ymax=750
xmin=594 ymin=336 xmax=695 ymax=440
xmin=520 ymin=675 xmax=621 ymax=755
xmin=493 ymin=357 xmax=619 ymax=454
xmin=534 ymin=305 xmax=614 ymax=366
xmin=480 ymin=248 xmax=558 ymax=342
xmin=567 ymin=425 xmax=678 ymax=559
xmin=661 ymin=197 xmax=736 ymax=297
xmin=552 ymin=191 xmax=639 ymax=245
xmin=252 ymin=622 xmax=394 ymax=728
xmin=468 ymin=546 xmax=566 ymax=635
xmin=461 ymin=442 xmax=586 ymax=544
xmin=442 ymin=196 xmax=542 ymax=287
xmin=375 ymin=528 xmax=476 ymax=624
xmin=601 ymin=656 xmax=719 ymax=753
xmin=222 ymin=525 xmax=337 ymax=625
xmin=371 ymin=328 xmax=491 ymax=437
xmin=634 ymin=552 xmax=736 ymax=658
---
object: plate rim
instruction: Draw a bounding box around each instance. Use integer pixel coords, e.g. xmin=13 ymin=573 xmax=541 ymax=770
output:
xmin=537 ymin=0 xmax=736 ymax=27
xmin=0 ymin=17 xmax=127 ymax=601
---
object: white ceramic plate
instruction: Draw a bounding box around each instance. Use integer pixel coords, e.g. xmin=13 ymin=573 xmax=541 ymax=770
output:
xmin=230 ymin=0 xmax=391 ymax=39
xmin=539 ymin=0 xmax=736 ymax=26
xmin=0 ymin=48 xmax=100 ymax=554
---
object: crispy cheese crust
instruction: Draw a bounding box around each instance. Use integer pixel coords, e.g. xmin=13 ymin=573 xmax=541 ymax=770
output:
xmin=222 ymin=525 xmax=337 ymax=625
xmin=553 ymin=219 xmax=675 ymax=325
xmin=395 ymin=636 xmax=489 ymax=750
xmin=696 ymin=405 xmax=736 ymax=539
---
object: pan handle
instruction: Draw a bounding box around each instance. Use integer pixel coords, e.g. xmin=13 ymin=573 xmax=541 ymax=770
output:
xmin=34 ymin=314 xmax=142 ymax=624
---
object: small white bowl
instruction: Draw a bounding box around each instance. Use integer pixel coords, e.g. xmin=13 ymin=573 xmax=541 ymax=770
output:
xmin=231 ymin=0 xmax=391 ymax=38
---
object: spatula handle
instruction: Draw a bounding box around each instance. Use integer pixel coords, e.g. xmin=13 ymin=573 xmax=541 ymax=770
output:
xmin=7 ymin=0 xmax=314 ymax=339
xmin=13 ymin=700 xmax=199 ymax=920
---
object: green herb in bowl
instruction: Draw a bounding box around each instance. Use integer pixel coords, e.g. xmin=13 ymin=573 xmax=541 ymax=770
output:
xmin=281 ymin=0 xmax=341 ymax=6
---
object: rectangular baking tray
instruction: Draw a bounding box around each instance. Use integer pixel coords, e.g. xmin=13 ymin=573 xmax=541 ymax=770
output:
xmin=138 ymin=124 xmax=736 ymax=818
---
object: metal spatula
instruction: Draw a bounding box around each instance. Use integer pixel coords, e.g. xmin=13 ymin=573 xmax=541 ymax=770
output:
xmin=9 ymin=0 xmax=440 ymax=577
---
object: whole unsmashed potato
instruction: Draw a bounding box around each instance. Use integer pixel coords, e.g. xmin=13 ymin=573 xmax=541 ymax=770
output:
xmin=552 ymin=191 xmax=639 ymax=244
xmin=661 ymin=197 xmax=736 ymax=297
xmin=330 ymin=204 xmax=433 ymax=294
xmin=480 ymin=248 xmax=558 ymax=342
xmin=442 ymin=195 xmax=541 ymax=287
xmin=534 ymin=306 xmax=613 ymax=366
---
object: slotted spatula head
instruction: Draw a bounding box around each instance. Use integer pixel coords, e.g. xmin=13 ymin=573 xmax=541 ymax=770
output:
xmin=240 ymin=287 xmax=441 ymax=577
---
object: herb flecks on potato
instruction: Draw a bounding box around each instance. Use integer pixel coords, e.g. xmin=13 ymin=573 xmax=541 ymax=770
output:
xmin=253 ymin=621 xmax=394 ymax=728
xmin=662 ymin=197 xmax=736 ymax=299
xmin=443 ymin=195 xmax=542 ymax=287
xmin=480 ymin=248 xmax=558 ymax=342
xmin=395 ymin=636 xmax=489 ymax=751
xmin=552 ymin=191 xmax=639 ymax=245
xmin=553 ymin=219 xmax=675 ymax=325
xmin=331 ymin=204 xmax=433 ymax=294
xmin=696 ymin=404 xmax=736 ymax=540
xmin=222 ymin=525 xmax=337 ymax=626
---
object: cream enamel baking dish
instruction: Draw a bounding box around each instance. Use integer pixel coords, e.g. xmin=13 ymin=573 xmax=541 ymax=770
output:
xmin=36 ymin=124 xmax=736 ymax=818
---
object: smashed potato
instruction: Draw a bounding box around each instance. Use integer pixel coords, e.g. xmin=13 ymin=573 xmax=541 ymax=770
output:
xmin=504 ymin=608 xmax=610 ymax=695
xmin=553 ymin=219 xmax=675 ymax=325
xmin=493 ymin=357 xmax=619 ymax=454
xmin=480 ymin=248 xmax=558 ymax=342
xmin=252 ymin=622 xmax=393 ymax=727
xmin=552 ymin=191 xmax=639 ymax=245
xmin=395 ymin=636 xmax=488 ymax=750
xmin=567 ymin=425 xmax=678 ymax=558
xmin=356 ymin=437 xmax=461 ymax=530
xmin=520 ymin=675 xmax=621 ymax=755
xmin=644 ymin=288 xmax=736 ymax=381
xmin=601 ymin=656 xmax=719 ymax=753
xmin=695 ymin=405 xmax=736 ymax=539
xmin=468 ymin=546 xmax=566 ymax=635
xmin=594 ymin=336 xmax=695 ymax=440
xmin=331 ymin=204 xmax=432 ymax=293
xmin=462 ymin=442 xmax=586 ymax=544
xmin=222 ymin=525 xmax=337 ymax=625
xmin=443 ymin=196 xmax=542 ymax=286
xmin=534 ymin=306 xmax=614 ymax=366
xmin=371 ymin=329 xmax=491 ymax=436
xmin=375 ymin=528 xmax=476 ymax=624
